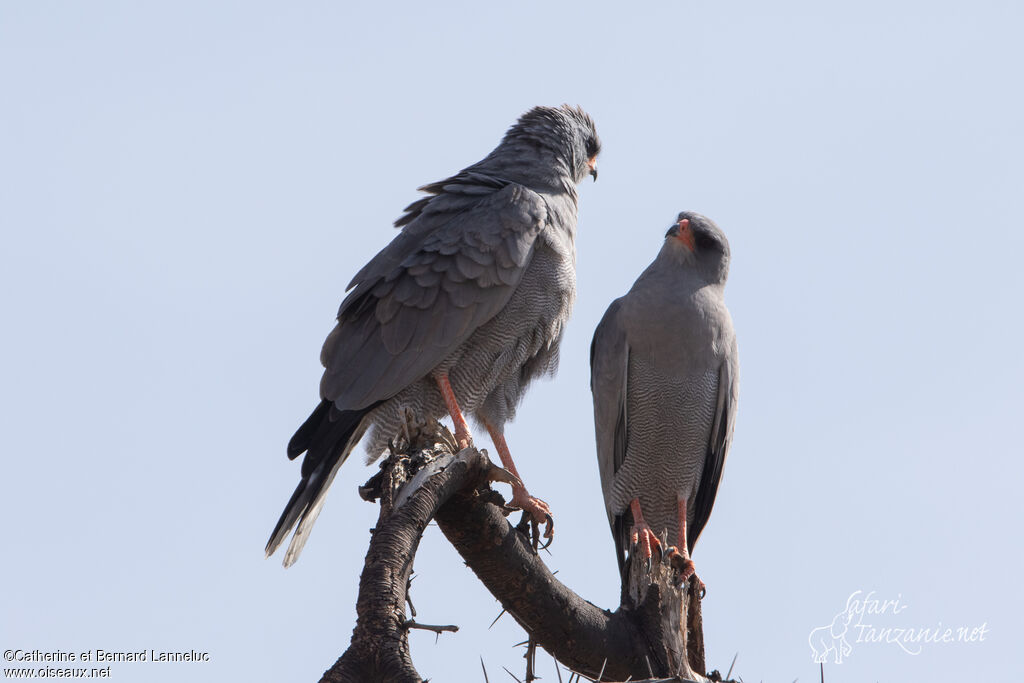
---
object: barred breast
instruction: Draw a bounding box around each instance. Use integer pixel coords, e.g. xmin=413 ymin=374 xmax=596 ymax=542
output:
xmin=362 ymin=235 xmax=575 ymax=456
xmin=609 ymin=358 xmax=719 ymax=542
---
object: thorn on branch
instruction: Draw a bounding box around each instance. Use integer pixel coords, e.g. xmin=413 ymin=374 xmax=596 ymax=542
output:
xmin=501 ymin=666 xmax=524 ymax=683
xmin=525 ymin=635 xmax=537 ymax=682
xmin=405 ymin=574 xmax=417 ymax=618
xmin=483 ymin=458 xmax=521 ymax=487
xmin=726 ymin=652 xmax=738 ymax=680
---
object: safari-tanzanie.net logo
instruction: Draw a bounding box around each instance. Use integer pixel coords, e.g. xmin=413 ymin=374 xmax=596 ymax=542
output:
xmin=808 ymin=590 xmax=988 ymax=664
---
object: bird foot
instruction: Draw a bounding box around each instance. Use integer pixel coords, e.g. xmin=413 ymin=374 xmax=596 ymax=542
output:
xmin=630 ymin=523 xmax=663 ymax=572
xmin=454 ymin=429 xmax=473 ymax=451
xmin=509 ymin=489 xmax=553 ymax=543
xmin=666 ymin=547 xmax=705 ymax=597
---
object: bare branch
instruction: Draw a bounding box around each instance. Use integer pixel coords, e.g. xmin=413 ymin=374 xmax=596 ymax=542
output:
xmin=325 ymin=419 xmax=714 ymax=682
xmin=320 ymin=425 xmax=487 ymax=682
xmin=403 ymin=620 xmax=460 ymax=635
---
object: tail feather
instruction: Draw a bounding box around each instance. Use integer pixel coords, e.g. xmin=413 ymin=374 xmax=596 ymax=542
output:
xmin=265 ymin=400 xmax=374 ymax=565
xmin=613 ymin=512 xmax=632 ymax=604
xmin=286 ymin=400 xmax=331 ymax=460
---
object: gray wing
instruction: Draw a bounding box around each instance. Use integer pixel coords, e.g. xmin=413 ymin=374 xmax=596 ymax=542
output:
xmin=320 ymin=182 xmax=549 ymax=409
xmin=589 ymin=298 xmax=632 ymax=575
xmin=688 ymin=341 xmax=739 ymax=552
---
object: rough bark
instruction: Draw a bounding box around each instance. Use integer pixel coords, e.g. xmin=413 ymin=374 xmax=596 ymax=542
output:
xmin=620 ymin=535 xmax=706 ymax=680
xmin=321 ymin=425 xmax=479 ymax=683
xmin=323 ymin=419 xmax=715 ymax=682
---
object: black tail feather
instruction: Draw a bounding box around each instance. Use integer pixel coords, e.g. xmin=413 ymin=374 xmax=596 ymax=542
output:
xmin=613 ymin=511 xmax=633 ymax=605
xmin=265 ymin=400 xmax=377 ymax=562
xmin=287 ymin=399 xmax=332 ymax=460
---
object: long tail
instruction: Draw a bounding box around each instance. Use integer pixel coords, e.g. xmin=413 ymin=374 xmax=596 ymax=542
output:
xmin=265 ymin=399 xmax=375 ymax=567
xmin=612 ymin=512 xmax=632 ymax=604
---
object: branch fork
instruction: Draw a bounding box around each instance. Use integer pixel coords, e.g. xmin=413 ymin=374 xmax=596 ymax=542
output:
xmin=323 ymin=419 xmax=714 ymax=682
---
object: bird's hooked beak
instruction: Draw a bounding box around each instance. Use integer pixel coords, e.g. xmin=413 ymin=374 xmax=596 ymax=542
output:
xmin=666 ymin=218 xmax=695 ymax=252
xmin=588 ymin=156 xmax=598 ymax=181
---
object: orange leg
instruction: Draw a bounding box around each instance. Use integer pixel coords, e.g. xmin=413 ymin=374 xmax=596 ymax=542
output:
xmin=629 ymin=498 xmax=662 ymax=566
xmin=677 ymin=496 xmax=689 ymax=558
xmin=668 ymin=496 xmax=703 ymax=593
xmin=485 ymin=421 xmax=553 ymax=538
xmin=435 ymin=373 xmax=472 ymax=449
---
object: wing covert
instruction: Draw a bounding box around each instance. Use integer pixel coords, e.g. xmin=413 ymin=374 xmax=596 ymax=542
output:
xmin=320 ymin=182 xmax=549 ymax=410
xmin=589 ymin=298 xmax=632 ymax=573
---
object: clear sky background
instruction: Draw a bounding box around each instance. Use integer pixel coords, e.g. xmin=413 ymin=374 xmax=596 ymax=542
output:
xmin=2 ymin=2 xmax=1021 ymax=682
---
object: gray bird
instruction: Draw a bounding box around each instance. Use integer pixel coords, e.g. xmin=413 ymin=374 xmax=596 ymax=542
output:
xmin=267 ymin=105 xmax=600 ymax=566
xmin=590 ymin=211 xmax=738 ymax=588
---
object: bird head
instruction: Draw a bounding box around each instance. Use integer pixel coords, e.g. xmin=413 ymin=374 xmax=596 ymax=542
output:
xmin=490 ymin=105 xmax=601 ymax=187
xmin=664 ymin=211 xmax=731 ymax=284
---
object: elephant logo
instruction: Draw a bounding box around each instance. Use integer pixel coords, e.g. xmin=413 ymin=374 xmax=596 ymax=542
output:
xmin=808 ymin=594 xmax=858 ymax=664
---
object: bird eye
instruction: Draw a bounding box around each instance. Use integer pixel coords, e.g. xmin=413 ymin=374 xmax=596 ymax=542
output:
xmin=695 ymin=234 xmax=718 ymax=251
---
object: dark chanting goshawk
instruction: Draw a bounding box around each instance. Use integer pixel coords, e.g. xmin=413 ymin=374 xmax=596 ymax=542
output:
xmin=267 ymin=105 xmax=600 ymax=567
xmin=590 ymin=212 xmax=738 ymax=591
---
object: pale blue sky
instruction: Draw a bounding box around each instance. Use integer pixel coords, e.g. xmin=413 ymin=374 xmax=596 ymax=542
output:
xmin=2 ymin=2 xmax=1021 ymax=681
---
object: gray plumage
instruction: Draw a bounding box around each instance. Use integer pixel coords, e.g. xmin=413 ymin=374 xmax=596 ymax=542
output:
xmin=268 ymin=105 xmax=600 ymax=566
xmin=590 ymin=211 xmax=738 ymax=579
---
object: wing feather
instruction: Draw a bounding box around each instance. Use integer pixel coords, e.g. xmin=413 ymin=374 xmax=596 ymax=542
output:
xmin=688 ymin=342 xmax=739 ymax=552
xmin=320 ymin=182 xmax=548 ymax=410
xmin=589 ymin=298 xmax=632 ymax=576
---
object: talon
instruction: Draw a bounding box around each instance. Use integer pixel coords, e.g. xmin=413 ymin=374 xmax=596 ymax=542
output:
xmin=539 ymin=529 xmax=554 ymax=551
xmin=687 ymin=572 xmax=707 ymax=599
xmin=665 ymin=547 xmax=704 ymax=595
xmin=508 ymin=488 xmax=553 ymax=540
xmin=483 ymin=423 xmax=552 ymax=542
xmin=626 ymin=501 xmax=662 ymax=569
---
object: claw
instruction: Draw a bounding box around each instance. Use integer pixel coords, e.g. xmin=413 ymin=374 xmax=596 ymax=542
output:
xmin=509 ymin=489 xmax=553 ymax=538
xmin=627 ymin=518 xmax=661 ymax=570
xmin=540 ymin=513 xmax=554 ymax=547
xmin=483 ymin=422 xmax=552 ymax=544
xmin=528 ymin=513 xmax=555 ymax=550
xmin=666 ymin=547 xmax=704 ymax=595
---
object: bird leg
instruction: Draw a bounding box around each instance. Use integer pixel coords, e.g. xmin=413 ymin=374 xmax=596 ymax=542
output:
xmin=435 ymin=373 xmax=472 ymax=449
xmin=629 ymin=498 xmax=662 ymax=570
xmin=667 ymin=496 xmax=705 ymax=596
xmin=484 ymin=421 xmax=553 ymax=540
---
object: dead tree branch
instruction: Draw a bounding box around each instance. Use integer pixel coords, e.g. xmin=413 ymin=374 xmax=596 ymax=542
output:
xmin=320 ymin=426 xmax=484 ymax=682
xmin=321 ymin=420 xmax=714 ymax=682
